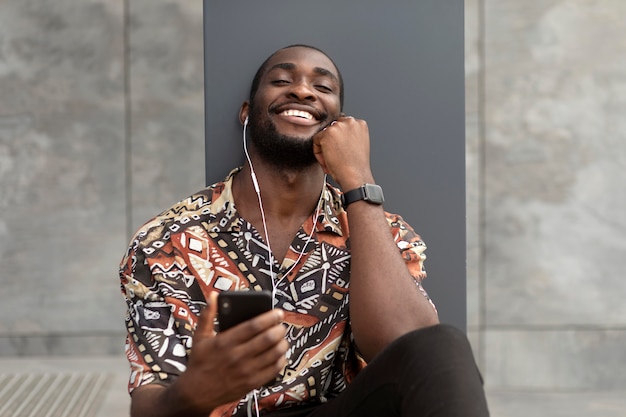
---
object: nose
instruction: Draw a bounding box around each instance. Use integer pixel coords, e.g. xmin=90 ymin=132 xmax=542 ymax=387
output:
xmin=288 ymin=80 xmax=316 ymax=101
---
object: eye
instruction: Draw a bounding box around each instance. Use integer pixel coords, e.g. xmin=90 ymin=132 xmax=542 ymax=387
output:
xmin=315 ymin=84 xmax=334 ymax=93
xmin=271 ymin=79 xmax=291 ymax=85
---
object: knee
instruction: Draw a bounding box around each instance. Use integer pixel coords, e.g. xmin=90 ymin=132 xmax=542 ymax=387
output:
xmin=378 ymin=324 xmax=478 ymax=370
xmin=412 ymin=324 xmax=472 ymax=352
xmin=394 ymin=323 xmax=469 ymax=349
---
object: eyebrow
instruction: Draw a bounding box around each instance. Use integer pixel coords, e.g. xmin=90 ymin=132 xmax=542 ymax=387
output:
xmin=268 ymin=62 xmax=339 ymax=83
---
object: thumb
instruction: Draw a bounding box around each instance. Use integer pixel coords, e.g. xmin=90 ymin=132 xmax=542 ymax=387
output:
xmin=194 ymin=291 xmax=218 ymax=340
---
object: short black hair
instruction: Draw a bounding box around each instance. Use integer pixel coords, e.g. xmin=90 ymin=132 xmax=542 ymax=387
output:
xmin=248 ymin=44 xmax=344 ymax=110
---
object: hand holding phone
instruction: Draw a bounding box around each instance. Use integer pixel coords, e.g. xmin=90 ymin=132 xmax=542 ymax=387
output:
xmin=217 ymin=290 xmax=273 ymax=331
xmin=174 ymin=291 xmax=287 ymax=413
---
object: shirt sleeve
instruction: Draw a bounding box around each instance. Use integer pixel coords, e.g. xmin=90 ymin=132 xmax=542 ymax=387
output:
xmin=119 ymin=223 xmax=200 ymax=393
xmin=385 ymin=212 xmax=436 ymax=311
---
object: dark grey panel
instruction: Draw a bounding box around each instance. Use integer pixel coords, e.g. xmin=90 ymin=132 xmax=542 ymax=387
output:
xmin=203 ymin=0 xmax=466 ymax=330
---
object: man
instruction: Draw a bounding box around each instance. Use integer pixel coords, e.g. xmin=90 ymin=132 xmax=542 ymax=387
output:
xmin=120 ymin=44 xmax=489 ymax=417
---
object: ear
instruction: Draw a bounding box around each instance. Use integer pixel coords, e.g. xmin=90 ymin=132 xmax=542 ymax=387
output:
xmin=239 ymin=102 xmax=250 ymax=125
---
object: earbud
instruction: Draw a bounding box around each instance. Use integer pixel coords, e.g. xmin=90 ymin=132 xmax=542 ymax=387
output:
xmin=250 ymin=171 xmax=260 ymax=193
xmin=242 ymin=116 xmax=259 ymax=193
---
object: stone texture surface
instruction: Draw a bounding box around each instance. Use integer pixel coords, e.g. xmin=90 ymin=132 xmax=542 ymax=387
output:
xmin=128 ymin=0 xmax=205 ymax=232
xmin=484 ymin=329 xmax=626 ymax=389
xmin=0 ymin=0 xmax=205 ymax=356
xmin=482 ymin=0 xmax=626 ymax=327
xmin=0 ymin=1 xmax=127 ymax=348
xmin=464 ymin=0 xmax=482 ymax=331
xmin=0 ymin=333 xmax=124 ymax=356
xmin=487 ymin=389 xmax=626 ymax=417
xmin=471 ymin=0 xmax=626 ymax=389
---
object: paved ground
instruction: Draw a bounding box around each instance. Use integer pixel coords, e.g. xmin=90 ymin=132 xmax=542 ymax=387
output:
xmin=1 ymin=356 xmax=625 ymax=417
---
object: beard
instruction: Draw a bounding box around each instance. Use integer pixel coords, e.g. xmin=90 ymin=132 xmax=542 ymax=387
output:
xmin=247 ymin=103 xmax=323 ymax=171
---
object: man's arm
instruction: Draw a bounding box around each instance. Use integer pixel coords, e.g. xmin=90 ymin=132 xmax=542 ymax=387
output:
xmin=129 ymin=296 xmax=288 ymax=417
xmin=131 ymin=384 xmax=200 ymax=417
xmin=313 ymin=117 xmax=439 ymax=361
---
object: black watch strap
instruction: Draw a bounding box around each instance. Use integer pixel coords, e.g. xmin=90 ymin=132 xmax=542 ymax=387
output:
xmin=341 ymin=184 xmax=385 ymax=208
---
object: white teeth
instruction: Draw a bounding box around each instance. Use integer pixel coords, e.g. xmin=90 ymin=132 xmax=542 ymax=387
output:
xmin=281 ymin=109 xmax=313 ymax=120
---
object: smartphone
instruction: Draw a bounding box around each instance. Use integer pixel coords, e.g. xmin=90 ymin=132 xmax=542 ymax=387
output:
xmin=217 ymin=290 xmax=273 ymax=331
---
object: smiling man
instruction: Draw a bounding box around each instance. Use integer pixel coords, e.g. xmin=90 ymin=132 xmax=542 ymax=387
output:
xmin=120 ymin=45 xmax=489 ymax=417
xmin=243 ymin=46 xmax=340 ymax=172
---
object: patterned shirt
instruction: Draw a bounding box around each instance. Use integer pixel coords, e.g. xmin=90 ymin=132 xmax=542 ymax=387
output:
xmin=119 ymin=167 xmax=432 ymax=417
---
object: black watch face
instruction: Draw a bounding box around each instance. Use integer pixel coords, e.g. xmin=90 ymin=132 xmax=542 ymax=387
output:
xmin=364 ymin=184 xmax=384 ymax=204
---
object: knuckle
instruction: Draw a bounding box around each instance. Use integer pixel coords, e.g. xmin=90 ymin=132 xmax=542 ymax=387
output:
xmin=274 ymin=356 xmax=287 ymax=373
xmin=271 ymin=323 xmax=286 ymax=337
xmin=247 ymin=318 xmax=264 ymax=334
xmin=240 ymin=372 xmax=259 ymax=387
xmin=261 ymin=329 xmax=280 ymax=346
xmin=279 ymin=339 xmax=290 ymax=351
xmin=270 ymin=341 xmax=289 ymax=361
xmin=268 ymin=341 xmax=283 ymax=357
xmin=212 ymin=335 xmax=227 ymax=350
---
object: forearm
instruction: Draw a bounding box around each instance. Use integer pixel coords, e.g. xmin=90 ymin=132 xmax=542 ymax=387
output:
xmin=130 ymin=382 xmax=212 ymax=417
xmin=312 ymin=116 xmax=439 ymax=359
xmin=130 ymin=385 xmax=177 ymax=417
xmin=347 ymin=200 xmax=439 ymax=361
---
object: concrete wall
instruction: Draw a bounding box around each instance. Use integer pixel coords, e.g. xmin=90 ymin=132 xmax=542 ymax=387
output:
xmin=466 ymin=0 xmax=626 ymax=390
xmin=1 ymin=0 xmax=625 ymax=391
xmin=0 ymin=1 xmax=205 ymax=355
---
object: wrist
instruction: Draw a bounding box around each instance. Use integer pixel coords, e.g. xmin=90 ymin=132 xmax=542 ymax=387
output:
xmin=342 ymin=183 xmax=385 ymax=208
xmin=336 ymin=172 xmax=375 ymax=192
xmin=166 ymin=377 xmax=214 ymax=417
xmin=130 ymin=382 xmax=210 ymax=417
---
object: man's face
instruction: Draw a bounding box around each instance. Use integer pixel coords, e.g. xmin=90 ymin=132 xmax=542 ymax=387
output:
xmin=247 ymin=47 xmax=342 ymax=170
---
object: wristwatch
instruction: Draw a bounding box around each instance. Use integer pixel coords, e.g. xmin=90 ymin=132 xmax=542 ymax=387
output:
xmin=341 ymin=184 xmax=385 ymax=208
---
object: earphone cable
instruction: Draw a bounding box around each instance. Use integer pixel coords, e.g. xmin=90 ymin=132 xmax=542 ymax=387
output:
xmin=243 ymin=119 xmax=276 ymax=299
xmin=243 ymin=118 xmax=325 ymax=302
xmin=242 ymin=118 xmax=324 ymax=417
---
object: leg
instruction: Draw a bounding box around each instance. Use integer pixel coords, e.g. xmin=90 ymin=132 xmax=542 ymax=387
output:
xmin=309 ymin=324 xmax=489 ymax=417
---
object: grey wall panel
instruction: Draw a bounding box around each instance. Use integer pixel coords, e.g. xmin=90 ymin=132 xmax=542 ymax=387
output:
xmin=203 ymin=0 xmax=466 ymax=330
xmin=0 ymin=0 xmax=127 ymax=355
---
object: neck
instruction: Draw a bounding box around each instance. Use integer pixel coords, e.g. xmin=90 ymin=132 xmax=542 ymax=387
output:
xmin=234 ymin=156 xmax=326 ymax=220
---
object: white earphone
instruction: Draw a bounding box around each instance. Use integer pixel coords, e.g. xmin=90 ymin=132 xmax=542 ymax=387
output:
xmin=242 ymin=113 xmax=264 ymax=417
xmin=241 ymin=114 xmax=324 ymax=297
xmin=241 ymin=112 xmax=324 ymax=417
xmin=242 ymin=116 xmax=260 ymax=193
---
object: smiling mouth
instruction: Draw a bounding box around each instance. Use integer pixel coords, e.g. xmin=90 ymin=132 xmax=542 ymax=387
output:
xmin=280 ymin=109 xmax=314 ymax=120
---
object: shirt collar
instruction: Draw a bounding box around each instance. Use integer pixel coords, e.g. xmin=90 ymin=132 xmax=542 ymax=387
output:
xmin=317 ymin=184 xmax=345 ymax=236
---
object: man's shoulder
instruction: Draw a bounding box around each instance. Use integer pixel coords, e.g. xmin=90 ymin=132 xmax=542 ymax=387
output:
xmin=129 ymin=176 xmax=236 ymax=250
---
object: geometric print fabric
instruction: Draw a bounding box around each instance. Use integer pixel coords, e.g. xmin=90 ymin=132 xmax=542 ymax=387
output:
xmin=120 ymin=168 xmax=432 ymax=416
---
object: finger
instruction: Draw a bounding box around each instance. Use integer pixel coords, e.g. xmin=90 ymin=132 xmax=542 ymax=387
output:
xmin=252 ymin=337 xmax=289 ymax=367
xmin=235 ymin=335 xmax=288 ymax=387
xmin=312 ymin=143 xmax=329 ymax=174
xmin=231 ymin=331 xmax=288 ymax=370
xmin=231 ymin=350 xmax=288 ymax=393
xmin=252 ymin=345 xmax=289 ymax=385
xmin=219 ymin=323 xmax=286 ymax=367
xmin=245 ymin=322 xmax=288 ymax=357
xmin=223 ymin=309 xmax=284 ymax=344
xmin=194 ymin=292 xmax=218 ymax=340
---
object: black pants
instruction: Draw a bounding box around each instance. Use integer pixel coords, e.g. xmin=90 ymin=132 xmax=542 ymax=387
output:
xmin=267 ymin=324 xmax=489 ymax=417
